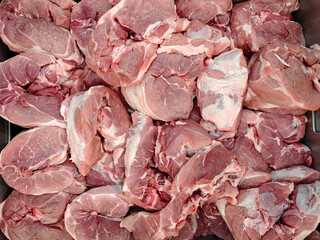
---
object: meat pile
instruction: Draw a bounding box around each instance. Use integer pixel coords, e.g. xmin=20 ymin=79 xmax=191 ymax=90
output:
xmin=0 ymin=0 xmax=319 ymax=239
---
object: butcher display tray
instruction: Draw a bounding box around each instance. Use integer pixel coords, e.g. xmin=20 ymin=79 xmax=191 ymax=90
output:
xmin=0 ymin=0 xmax=319 ymax=240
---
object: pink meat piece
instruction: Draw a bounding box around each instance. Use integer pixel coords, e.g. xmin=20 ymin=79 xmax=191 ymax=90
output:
xmin=70 ymin=66 xmax=109 ymax=94
xmin=158 ymin=20 xmax=232 ymax=58
xmin=235 ymin=110 xmax=312 ymax=170
xmin=71 ymin=0 xmax=113 ymax=54
xmin=62 ymin=86 xmax=131 ymax=176
xmin=64 ymin=185 xmax=132 ymax=240
xmin=231 ymin=135 xmax=270 ymax=172
xmin=171 ymin=215 xmax=197 ymax=240
xmin=122 ymin=52 xmax=203 ymax=121
xmin=238 ymin=169 xmax=272 ymax=189
xmin=26 ymin=61 xmax=77 ymax=97
xmin=0 ymin=53 xmax=71 ymax=128
xmin=86 ymin=15 xmax=158 ymax=87
xmin=217 ymin=181 xmax=294 ymax=240
xmin=85 ymin=148 xmax=125 ymax=187
xmin=122 ymin=142 xmax=246 ymax=240
xmin=245 ymin=43 xmax=320 ymax=114
xmin=195 ymin=203 xmax=234 ymax=240
xmin=110 ymin=0 xmax=181 ymax=44
xmin=238 ymin=109 xmax=306 ymax=143
xmin=3 ymin=0 xmax=74 ymax=29
xmin=0 ymin=126 xmax=86 ymax=195
xmin=171 ymin=142 xmax=246 ymax=204
xmin=197 ymin=48 xmax=248 ymax=139
xmin=85 ymin=0 xmax=192 ymax=87
xmin=175 ymin=0 xmax=232 ymax=23
xmin=263 ymin=181 xmax=320 ymax=240
xmin=154 ymin=119 xmax=213 ymax=177
xmin=271 ymin=165 xmax=320 ymax=184
xmin=123 ymin=112 xmax=172 ymax=211
xmin=212 ymin=12 xmax=231 ymax=29
xmin=0 ymin=2 xmax=82 ymax=64
xmin=231 ymin=0 xmax=303 ymax=54
xmin=253 ymin=116 xmax=311 ymax=170
xmin=1 ymin=91 xmax=65 ymax=128
xmin=0 ymin=190 xmax=72 ymax=240
xmin=121 ymin=193 xmax=196 ymax=240
xmin=261 ymin=112 xmax=306 ymax=143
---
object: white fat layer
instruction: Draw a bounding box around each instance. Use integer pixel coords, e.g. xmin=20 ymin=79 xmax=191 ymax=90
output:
xmin=198 ymin=48 xmax=248 ymax=132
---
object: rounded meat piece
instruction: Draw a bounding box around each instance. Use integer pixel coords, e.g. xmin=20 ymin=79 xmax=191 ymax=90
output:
xmin=0 ymin=190 xmax=72 ymax=240
xmin=0 ymin=126 xmax=85 ymax=195
xmin=122 ymin=53 xmax=204 ymax=121
xmin=64 ymin=185 xmax=132 ymax=240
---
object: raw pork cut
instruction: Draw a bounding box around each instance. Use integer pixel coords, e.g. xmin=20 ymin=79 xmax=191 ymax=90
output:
xmin=122 ymin=53 xmax=204 ymax=121
xmin=154 ymin=119 xmax=213 ymax=177
xmin=216 ymin=181 xmax=294 ymax=240
xmin=71 ymin=0 xmax=113 ymax=54
xmin=172 ymin=215 xmax=197 ymax=240
xmin=122 ymin=141 xmax=247 ymax=240
xmin=86 ymin=0 xmax=192 ymax=86
xmin=158 ymin=20 xmax=232 ymax=58
xmin=64 ymin=185 xmax=131 ymax=240
xmin=195 ymin=203 xmax=234 ymax=240
xmin=245 ymin=43 xmax=320 ymax=114
xmin=0 ymin=126 xmax=86 ymax=195
xmin=175 ymin=0 xmax=232 ymax=24
xmin=109 ymin=0 xmax=183 ymax=44
xmin=0 ymin=2 xmax=82 ymax=63
xmin=123 ymin=112 xmax=172 ymax=211
xmin=233 ymin=109 xmax=312 ymax=170
xmin=271 ymin=165 xmax=320 ymax=184
xmin=0 ymin=53 xmax=72 ymax=128
xmin=70 ymin=65 xmax=108 ymax=94
xmin=2 ymin=0 xmax=75 ymax=29
xmin=197 ymin=48 xmax=248 ymax=139
xmin=86 ymin=15 xmax=158 ymax=87
xmin=85 ymin=148 xmax=125 ymax=187
xmin=263 ymin=181 xmax=320 ymax=240
xmin=230 ymin=135 xmax=270 ymax=172
xmin=231 ymin=0 xmax=304 ymax=54
xmin=62 ymin=86 xmax=131 ymax=176
xmin=0 ymin=190 xmax=72 ymax=240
